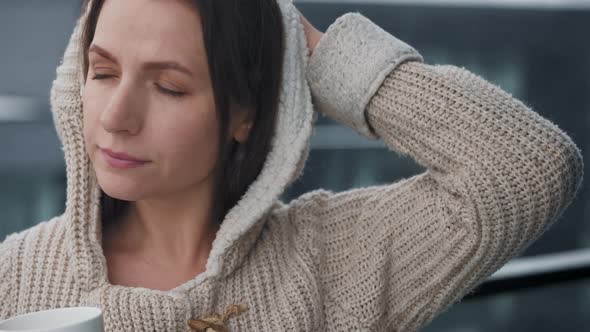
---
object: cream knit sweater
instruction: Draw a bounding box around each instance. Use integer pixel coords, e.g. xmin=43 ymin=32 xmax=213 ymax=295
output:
xmin=0 ymin=1 xmax=584 ymax=331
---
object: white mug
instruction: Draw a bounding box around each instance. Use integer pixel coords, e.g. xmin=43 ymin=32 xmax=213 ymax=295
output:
xmin=0 ymin=307 xmax=104 ymax=332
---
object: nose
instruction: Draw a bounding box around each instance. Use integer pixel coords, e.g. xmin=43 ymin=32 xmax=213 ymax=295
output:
xmin=100 ymin=80 xmax=143 ymax=135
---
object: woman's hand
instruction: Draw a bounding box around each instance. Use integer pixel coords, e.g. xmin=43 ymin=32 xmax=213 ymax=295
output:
xmin=297 ymin=9 xmax=324 ymax=56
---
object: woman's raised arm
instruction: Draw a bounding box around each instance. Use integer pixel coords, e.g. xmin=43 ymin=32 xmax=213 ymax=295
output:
xmin=282 ymin=13 xmax=584 ymax=331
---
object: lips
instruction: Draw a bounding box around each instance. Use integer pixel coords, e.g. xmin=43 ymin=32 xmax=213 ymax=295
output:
xmin=100 ymin=148 xmax=149 ymax=169
xmin=101 ymin=148 xmax=148 ymax=163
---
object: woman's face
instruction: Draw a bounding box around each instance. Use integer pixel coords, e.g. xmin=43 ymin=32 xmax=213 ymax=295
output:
xmin=83 ymin=0 xmax=248 ymax=201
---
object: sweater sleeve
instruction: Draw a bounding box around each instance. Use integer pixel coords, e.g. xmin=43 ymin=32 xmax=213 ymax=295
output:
xmin=287 ymin=13 xmax=584 ymax=331
xmin=0 ymin=232 xmax=22 ymax=320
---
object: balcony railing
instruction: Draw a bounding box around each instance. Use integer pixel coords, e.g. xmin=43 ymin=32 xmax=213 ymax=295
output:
xmin=466 ymin=248 xmax=590 ymax=299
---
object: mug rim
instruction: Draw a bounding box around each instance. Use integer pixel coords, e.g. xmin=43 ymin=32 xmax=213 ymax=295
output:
xmin=0 ymin=307 xmax=102 ymax=332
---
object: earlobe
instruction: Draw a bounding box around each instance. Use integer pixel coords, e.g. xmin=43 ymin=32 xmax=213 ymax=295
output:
xmin=230 ymin=104 xmax=255 ymax=142
xmin=233 ymin=122 xmax=253 ymax=143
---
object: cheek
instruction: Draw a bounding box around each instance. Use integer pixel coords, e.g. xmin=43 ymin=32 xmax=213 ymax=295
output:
xmin=151 ymin=107 xmax=220 ymax=178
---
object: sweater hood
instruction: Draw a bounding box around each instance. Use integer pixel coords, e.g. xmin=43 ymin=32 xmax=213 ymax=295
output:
xmin=49 ymin=0 xmax=315 ymax=293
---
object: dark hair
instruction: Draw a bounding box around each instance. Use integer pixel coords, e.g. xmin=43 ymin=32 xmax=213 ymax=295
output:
xmin=80 ymin=0 xmax=285 ymax=228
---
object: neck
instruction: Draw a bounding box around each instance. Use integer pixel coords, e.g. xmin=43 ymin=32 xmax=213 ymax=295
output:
xmin=103 ymin=177 xmax=219 ymax=270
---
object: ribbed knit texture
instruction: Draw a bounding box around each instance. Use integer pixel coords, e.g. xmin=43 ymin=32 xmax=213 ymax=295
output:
xmin=0 ymin=7 xmax=584 ymax=332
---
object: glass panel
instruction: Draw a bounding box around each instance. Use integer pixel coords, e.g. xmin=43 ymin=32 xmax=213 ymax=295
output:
xmin=0 ymin=172 xmax=65 ymax=237
xmin=424 ymin=278 xmax=590 ymax=331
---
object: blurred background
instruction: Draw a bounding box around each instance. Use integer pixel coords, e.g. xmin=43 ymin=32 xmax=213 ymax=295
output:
xmin=0 ymin=0 xmax=588 ymax=330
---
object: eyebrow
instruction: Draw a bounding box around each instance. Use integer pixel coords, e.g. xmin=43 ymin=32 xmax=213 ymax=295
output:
xmin=88 ymin=43 xmax=195 ymax=77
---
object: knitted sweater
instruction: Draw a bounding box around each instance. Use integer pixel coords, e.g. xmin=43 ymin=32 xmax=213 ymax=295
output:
xmin=0 ymin=1 xmax=584 ymax=331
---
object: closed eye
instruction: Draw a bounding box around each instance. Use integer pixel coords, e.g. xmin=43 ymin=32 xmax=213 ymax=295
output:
xmin=91 ymin=74 xmax=186 ymax=98
xmin=155 ymin=84 xmax=186 ymax=98
xmin=92 ymin=74 xmax=114 ymax=80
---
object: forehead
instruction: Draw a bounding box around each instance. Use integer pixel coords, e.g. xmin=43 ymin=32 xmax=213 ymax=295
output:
xmin=92 ymin=0 xmax=207 ymax=69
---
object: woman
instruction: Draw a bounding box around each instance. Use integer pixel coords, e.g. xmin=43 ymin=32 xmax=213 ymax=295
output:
xmin=0 ymin=0 xmax=584 ymax=331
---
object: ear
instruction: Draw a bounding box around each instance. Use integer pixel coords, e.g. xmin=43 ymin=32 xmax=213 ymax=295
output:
xmin=231 ymin=106 xmax=255 ymax=143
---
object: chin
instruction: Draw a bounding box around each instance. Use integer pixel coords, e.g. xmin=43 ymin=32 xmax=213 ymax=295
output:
xmin=96 ymin=172 xmax=149 ymax=202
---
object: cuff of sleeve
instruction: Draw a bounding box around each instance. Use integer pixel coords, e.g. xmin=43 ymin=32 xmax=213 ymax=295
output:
xmin=306 ymin=12 xmax=424 ymax=139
